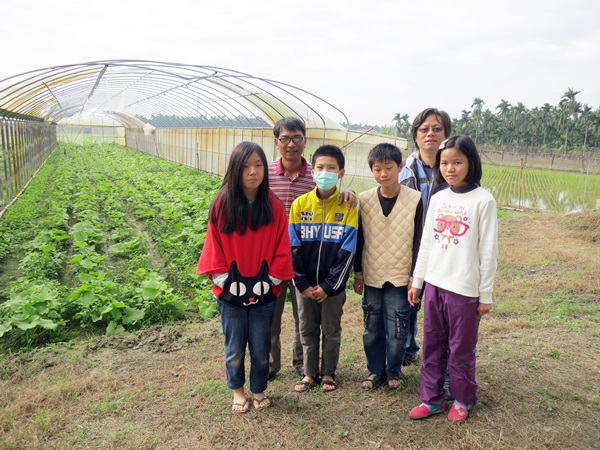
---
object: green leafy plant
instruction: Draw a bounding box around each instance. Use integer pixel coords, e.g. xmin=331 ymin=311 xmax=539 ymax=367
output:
xmin=0 ymin=281 xmax=68 ymax=345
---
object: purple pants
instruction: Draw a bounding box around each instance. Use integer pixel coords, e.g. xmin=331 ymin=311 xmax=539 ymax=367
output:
xmin=419 ymin=283 xmax=481 ymax=406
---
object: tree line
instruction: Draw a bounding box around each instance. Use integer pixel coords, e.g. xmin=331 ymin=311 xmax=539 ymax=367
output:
xmin=391 ymin=88 xmax=599 ymax=156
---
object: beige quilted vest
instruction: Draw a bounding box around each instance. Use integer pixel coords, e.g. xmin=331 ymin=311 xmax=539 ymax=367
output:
xmin=359 ymin=187 xmax=421 ymax=288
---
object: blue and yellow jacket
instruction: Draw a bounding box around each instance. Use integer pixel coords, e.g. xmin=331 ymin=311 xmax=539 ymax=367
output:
xmin=289 ymin=186 xmax=358 ymax=296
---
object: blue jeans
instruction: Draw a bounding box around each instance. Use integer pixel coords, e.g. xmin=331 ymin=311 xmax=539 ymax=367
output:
xmin=218 ymin=300 xmax=275 ymax=394
xmin=405 ymin=300 xmax=421 ymax=360
xmin=362 ymin=283 xmax=411 ymax=379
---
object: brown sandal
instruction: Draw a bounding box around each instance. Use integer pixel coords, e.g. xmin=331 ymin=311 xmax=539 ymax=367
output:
xmin=231 ymin=398 xmax=250 ymax=415
xmin=294 ymin=376 xmax=319 ymax=392
xmin=361 ymin=374 xmax=387 ymax=391
xmin=321 ymin=375 xmax=337 ymax=392
xmin=253 ymin=396 xmax=271 ymax=410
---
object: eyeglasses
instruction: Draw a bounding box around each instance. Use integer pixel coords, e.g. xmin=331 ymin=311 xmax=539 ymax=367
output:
xmin=418 ymin=126 xmax=444 ymax=135
xmin=277 ymin=135 xmax=305 ymax=144
xmin=433 ymin=218 xmax=470 ymax=237
xmin=433 ymin=216 xmax=469 ymax=237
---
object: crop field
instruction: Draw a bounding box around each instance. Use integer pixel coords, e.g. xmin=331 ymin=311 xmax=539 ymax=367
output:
xmin=1 ymin=143 xmax=599 ymax=348
xmin=344 ymin=163 xmax=600 ymax=212
xmin=0 ymin=143 xmax=221 ymax=347
xmin=482 ymin=165 xmax=600 ymax=212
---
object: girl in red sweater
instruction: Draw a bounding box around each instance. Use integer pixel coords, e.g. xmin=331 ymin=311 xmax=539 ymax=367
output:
xmin=197 ymin=142 xmax=294 ymax=414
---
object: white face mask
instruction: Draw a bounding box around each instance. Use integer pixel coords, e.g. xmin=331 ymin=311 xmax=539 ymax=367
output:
xmin=313 ymin=171 xmax=339 ymax=191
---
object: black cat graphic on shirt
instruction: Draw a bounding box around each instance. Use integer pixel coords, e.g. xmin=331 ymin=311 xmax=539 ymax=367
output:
xmin=219 ymin=260 xmax=276 ymax=307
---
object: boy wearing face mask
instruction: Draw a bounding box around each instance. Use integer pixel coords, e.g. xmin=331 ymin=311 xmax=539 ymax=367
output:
xmin=288 ymin=145 xmax=358 ymax=393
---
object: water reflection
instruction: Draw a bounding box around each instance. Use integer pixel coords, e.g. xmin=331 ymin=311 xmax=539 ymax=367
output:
xmin=489 ymin=188 xmax=589 ymax=212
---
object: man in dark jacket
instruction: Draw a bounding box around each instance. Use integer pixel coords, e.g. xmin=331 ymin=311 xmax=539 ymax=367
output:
xmin=398 ymin=108 xmax=452 ymax=366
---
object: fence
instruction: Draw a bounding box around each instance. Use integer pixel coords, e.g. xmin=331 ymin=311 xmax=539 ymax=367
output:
xmin=0 ymin=117 xmax=56 ymax=215
xmin=124 ymin=126 xmax=407 ymax=181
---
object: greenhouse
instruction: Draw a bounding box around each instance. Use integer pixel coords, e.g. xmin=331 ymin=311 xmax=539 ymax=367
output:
xmin=0 ymin=58 xmax=408 ymax=344
xmin=0 ymin=59 xmax=405 ymax=213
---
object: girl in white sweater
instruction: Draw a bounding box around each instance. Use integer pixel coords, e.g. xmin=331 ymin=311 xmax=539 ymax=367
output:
xmin=407 ymin=135 xmax=498 ymax=422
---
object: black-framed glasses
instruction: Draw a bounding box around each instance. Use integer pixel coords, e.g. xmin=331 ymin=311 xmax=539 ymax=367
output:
xmin=418 ymin=126 xmax=444 ymax=135
xmin=277 ymin=135 xmax=305 ymax=144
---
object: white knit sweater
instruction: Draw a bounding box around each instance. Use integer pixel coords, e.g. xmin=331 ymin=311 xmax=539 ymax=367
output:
xmin=411 ymin=187 xmax=498 ymax=304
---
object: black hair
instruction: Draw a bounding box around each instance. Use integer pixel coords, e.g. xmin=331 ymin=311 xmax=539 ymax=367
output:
xmin=311 ymin=144 xmax=345 ymax=169
xmin=411 ymin=108 xmax=452 ymax=150
xmin=367 ymin=143 xmax=403 ymax=169
xmin=434 ymin=135 xmax=482 ymax=186
xmin=273 ymin=117 xmax=306 ymax=138
xmin=210 ymin=142 xmax=273 ymax=234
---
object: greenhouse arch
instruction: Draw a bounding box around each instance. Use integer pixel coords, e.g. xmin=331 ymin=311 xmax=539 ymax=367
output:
xmin=0 ymin=60 xmax=406 ymax=214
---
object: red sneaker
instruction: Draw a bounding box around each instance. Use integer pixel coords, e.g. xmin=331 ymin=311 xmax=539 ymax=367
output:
xmin=409 ymin=403 xmax=445 ymax=420
xmin=447 ymin=404 xmax=471 ymax=422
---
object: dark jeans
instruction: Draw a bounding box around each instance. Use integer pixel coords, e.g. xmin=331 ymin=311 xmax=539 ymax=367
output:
xmin=404 ymin=299 xmax=421 ymax=360
xmin=218 ymin=300 xmax=275 ymax=394
xmin=362 ymin=283 xmax=411 ymax=379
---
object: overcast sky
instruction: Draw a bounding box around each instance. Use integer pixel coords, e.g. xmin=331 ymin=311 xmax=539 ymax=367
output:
xmin=1 ymin=0 xmax=598 ymax=126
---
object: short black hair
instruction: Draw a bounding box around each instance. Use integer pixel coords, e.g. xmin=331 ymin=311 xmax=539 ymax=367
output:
xmin=434 ymin=135 xmax=483 ymax=186
xmin=367 ymin=143 xmax=402 ymax=169
xmin=312 ymin=145 xmax=345 ymax=169
xmin=273 ymin=117 xmax=306 ymax=138
xmin=411 ymin=108 xmax=452 ymax=150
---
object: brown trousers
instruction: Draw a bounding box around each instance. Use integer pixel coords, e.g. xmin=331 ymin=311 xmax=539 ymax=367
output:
xmin=270 ymin=280 xmax=303 ymax=375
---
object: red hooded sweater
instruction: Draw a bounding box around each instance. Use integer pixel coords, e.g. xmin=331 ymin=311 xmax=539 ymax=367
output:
xmin=197 ymin=191 xmax=294 ymax=305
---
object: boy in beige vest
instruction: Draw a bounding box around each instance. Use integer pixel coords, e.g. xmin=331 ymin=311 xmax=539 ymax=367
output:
xmin=353 ymin=143 xmax=423 ymax=390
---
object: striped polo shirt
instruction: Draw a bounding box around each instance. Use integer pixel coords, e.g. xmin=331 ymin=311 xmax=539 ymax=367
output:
xmin=268 ymin=157 xmax=315 ymax=216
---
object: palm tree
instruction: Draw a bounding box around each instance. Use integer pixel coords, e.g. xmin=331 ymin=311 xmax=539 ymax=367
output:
xmin=540 ymin=103 xmax=553 ymax=146
xmin=579 ymin=104 xmax=593 ymax=148
xmin=392 ymin=113 xmax=410 ymax=138
xmin=589 ymin=109 xmax=600 ymax=148
xmin=512 ymin=102 xmax=528 ymax=147
xmin=456 ymin=110 xmax=471 ymax=134
xmin=481 ymin=109 xmax=497 ymax=145
xmin=471 ymin=98 xmax=485 ymax=143
xmin=496 ymin=100 xmax=511 ymax=149
xmin=560 ymin=87 xmax=581 ymax=152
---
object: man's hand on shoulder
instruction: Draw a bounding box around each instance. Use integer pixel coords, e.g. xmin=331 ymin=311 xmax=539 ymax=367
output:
xmin=339 ymin=190 xmax=357 ymax=209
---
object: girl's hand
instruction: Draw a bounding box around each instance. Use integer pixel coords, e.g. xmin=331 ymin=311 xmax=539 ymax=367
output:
xmin=478 ymin=303 xmax=492 ymax=316
xmin=408 ymin=287 xmax=421 ymax=306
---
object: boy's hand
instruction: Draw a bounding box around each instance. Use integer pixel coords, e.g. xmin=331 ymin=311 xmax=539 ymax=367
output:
xmin=408 ymin=287 xmax=421 ymax=306
xmin=301 ymin=287 xmax=316 ymax=300
xmin=312 ymin=286 xmax=328 ymax=303
xmin=353 ymin=278 xmax=363 ymax=295
xmin=478 ymin=303 xmax=492 ymax=316
xmin=339 ymin=190 xmax=357 ymax=209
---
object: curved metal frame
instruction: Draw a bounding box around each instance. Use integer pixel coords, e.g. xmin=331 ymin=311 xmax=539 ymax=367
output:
xmin=0 ymin=60 xmax=350 ymax=130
